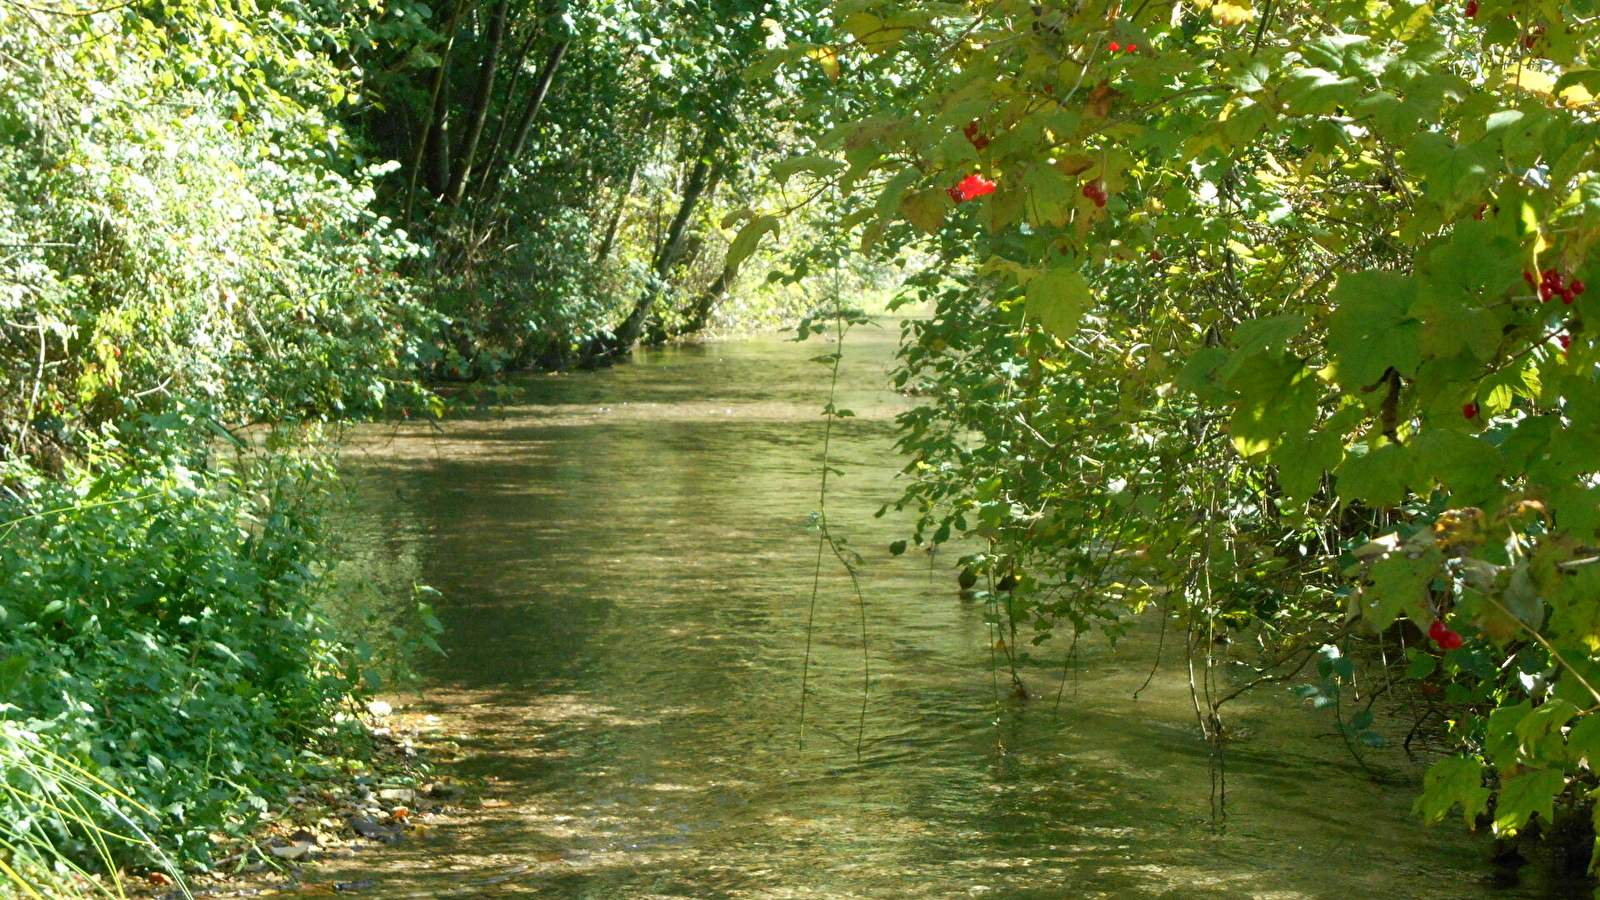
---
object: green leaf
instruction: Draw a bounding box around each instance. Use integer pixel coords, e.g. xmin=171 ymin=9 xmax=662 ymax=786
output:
xmin=724 ymin=215 xmax=779 ymax=274
xmin=1273 ymin=429 xmax=1343 ymax=506
xmin=772 ymin=154 xmax=845 ymax=185
xmin=1024 ymin=268 xmax=1090 ymax=341
xmin=1415 ymin=754 xmax=1490 ymax=827
xmin=1326 ymin=271 xmax=1421 ymax=390
xmin=1410 ymin=430 xmax=1505 ymax=507
xmin=1335 ymin=443 xmax=1408 ymax=508
xmin=1494 ymin=769 xmax=1565 ymax=836
xmin=1408 ymin=131 xmax=1498 ymax=212
xmin=1225 ymin=353 xmax=1319 ymax=460
xmin=1360 ymin=546 xmax=1441 ymax=632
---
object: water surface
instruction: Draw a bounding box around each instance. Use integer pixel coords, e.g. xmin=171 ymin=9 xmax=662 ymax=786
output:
xmin=332 ymin=324 xmax=1576 ymax=899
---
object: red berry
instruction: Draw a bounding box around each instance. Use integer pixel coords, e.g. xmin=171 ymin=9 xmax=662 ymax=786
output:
xmin=1559 ymin=333 xmax=1572 ymax=352
xmin=1438 ymin=629 xmax=1464 ymax=650
xmin=1465 ymin=0 xmax=1477 ymax=17
xmin=1564 ymin=292 xmax=1576 ymax=305
xmin=1108 ymin=41 xmax=1121 ymax=52
xmin=951 ymin=173 xmax=997 ymax=202
xmin=1573 ymin=279 xmax=1586 ymax=295
xmin=1094 ymin=195 xmax=1107 ymax=208
xmin=1126 ymin=43 xmax=1138 ymax=52
xmin=1429 ymin=620 xmax=1449 ymax=642
xmin=1083 ymin=183 xmax=1097 ymax=199
xmin=1149 ymin=250 xmax=1163 ymax=262
xmin=1524 ymin=270 xmax=1537 ymax=285
xmin=1463 ymin=402 xmax=1479 ymax=420
xmin=355 ymin=267 xmax=365 ymax=275
xmin=963 ymin=120 xmax=990 ymax=151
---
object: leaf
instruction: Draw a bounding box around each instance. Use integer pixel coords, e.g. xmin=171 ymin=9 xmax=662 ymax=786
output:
xmin=1175 ymin=347 xmax=1233 ymax=404
xmin=842 ymin=13 xmax=905 ymax=53
xmin=1414 ymin=754 xmax=1490 ymax=828
xmin=1410 ymin=430 xmax=1504 ymax=507
xmin=805 ymin=45 xmax=840 ymax=81
xmin=1360 ymin=546 xmax=1441 ymax=632
xmin=1335 ymin=443 xmax=1407 ymax=508
xmin=1273 ymin=429 xmax=1343 ymax=506
xmin=1515 ymin=699 xmax=1579 ymax=761
xmin=1225 ymin=353 xmax=1319 ymax=460
xmin=724 ymin=215 xmax=779 ymax=273
xmin=898 ymin=189 xmax=948 ymax=235
xmin=1493 ymin=769 xmax=1565 ymax=836
xmin=1024 ymin=269 xmax=1090 ymax=341
xmin=1408 ymin=132 xmax=1498 ymax=211
xmin=1326 ymin=271 xmax=1421 ymax=390
xmin=772 ymin=155 xmax=845 ymax=185
xmin=1219 ymin=313 xmax=1309 ymax=380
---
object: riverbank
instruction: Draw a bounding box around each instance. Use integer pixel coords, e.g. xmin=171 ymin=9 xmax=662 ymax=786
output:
xmin=128 ymin=701 xmax=494 ymax=899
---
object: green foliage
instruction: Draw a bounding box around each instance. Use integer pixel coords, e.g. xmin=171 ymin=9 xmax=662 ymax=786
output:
xmin=0 ymin=0 xmax=440 ymax=883
xmin=779 ymin=0 xmax=1600 ymax=863
xmin=0 ymin=437 xmax=366 ymax=869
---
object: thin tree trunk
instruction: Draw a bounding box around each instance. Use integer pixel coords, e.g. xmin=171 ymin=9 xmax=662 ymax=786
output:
xmin=483 ymin=38 xmax=569 ymax=201
xmin=445 ymin=0 xmax=512 ymax=206
xmin=402 ymin=1 xmax=467 ymax=224
xmin=681 ymin=264 xmax=734 ymax=335
xmin=611 ymin=132 xmax=721 ymax=350
xmin=472 ymin=26 xmax=543 ymax=197
xmin=591 ymin=162 xmax=637 ymax=269
xmin=424 ymin=57 xmax=455 ymax=198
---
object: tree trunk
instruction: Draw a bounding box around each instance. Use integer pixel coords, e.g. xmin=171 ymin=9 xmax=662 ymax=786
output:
xmin=481 ymin=38 xmax=570 ymax=202
xmin=682 ymin=264 xmax=735 ymax=336
xmin=609 ymin=132 xmax=721 ymax=352
xmin=402 ymin=0 xmax=467 ymax=223
xmin=591 ymin=162 xmax=637 ymax=269
xmin=445 ymin=0 xmax=511 ymax=207
xmin=423 ymin=57 xmax=454 ymax=199
xmin=473 ymin=26 xmax=543 ymax=197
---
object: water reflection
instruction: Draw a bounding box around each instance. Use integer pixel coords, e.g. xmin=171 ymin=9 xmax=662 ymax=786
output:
xmin=330 ymin=326 xmax=1580 ymax=899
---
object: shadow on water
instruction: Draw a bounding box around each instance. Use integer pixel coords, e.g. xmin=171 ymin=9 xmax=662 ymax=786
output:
xmin=327 ymin=325 xmax=1586 ymax=899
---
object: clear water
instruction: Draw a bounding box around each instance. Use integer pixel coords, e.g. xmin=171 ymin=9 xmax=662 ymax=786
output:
xmin=329 ymin=324 xmax=1583 ymax=899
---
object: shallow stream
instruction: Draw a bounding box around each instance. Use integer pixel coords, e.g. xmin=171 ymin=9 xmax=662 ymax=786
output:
xmin=331 ymin=324 xmax=1581 ymax=899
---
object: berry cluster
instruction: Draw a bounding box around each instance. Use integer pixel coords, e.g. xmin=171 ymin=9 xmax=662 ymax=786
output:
xmin=1106 ymin=40 xmax=1138 ymax=53
xmin=963 ymin=120 xmax=990 ymax=151
xmin=1428 ymin=619 xmax=1464 ymax=651
xmin=1081 ymin=180 xmax=1108 ymax=208
xmin=947 ymin=173 xmax=998 ymax=203
xmin=1523 ymin=268 xmax=1586 ymax=304
xmin=1464 ymin=0 xmax=1477 ymax=18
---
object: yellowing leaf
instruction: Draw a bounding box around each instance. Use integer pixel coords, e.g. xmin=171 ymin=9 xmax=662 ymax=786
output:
xmin=1211 ymin=1 xmax=1255 ymax=26
xmin=898 ymin=189 xmax=948 ymax=235
xmin=1024 ymin=268 xmax=1090 ymax=341
xmin=724 ymin=215 xmax=779 ymax=273
xmin=1508 ymin=69 xmax=1555 ymax=97
xmin=806 ymin=46 xmax=840 ymax=81
xmin=842 ymin=13 xmax=905 ymax=53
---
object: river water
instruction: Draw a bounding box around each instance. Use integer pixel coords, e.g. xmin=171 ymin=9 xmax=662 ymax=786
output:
xmin=331 ymin=323 xmax=1581 ymax=900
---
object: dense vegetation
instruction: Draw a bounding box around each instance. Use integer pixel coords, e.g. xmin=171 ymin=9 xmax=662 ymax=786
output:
xmin=9 ymin=0 xmax=1600 ymax=890
xmin=0 ymin=0 xmax=830 ymax=889
xmin=766 ymin=0 xmax=1600 ymax=875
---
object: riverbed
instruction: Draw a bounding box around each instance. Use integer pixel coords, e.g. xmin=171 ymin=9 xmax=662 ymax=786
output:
xmin=329 ymin=323 xmax=1581 ymax=899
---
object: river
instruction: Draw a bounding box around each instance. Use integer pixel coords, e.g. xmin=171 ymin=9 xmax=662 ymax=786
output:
xmin=329 ymin=322 xmax=1582 ymax=899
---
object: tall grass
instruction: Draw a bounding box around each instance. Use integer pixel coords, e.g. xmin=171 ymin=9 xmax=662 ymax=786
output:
xmin=0 ymin=720 xmax=189 ymax=900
